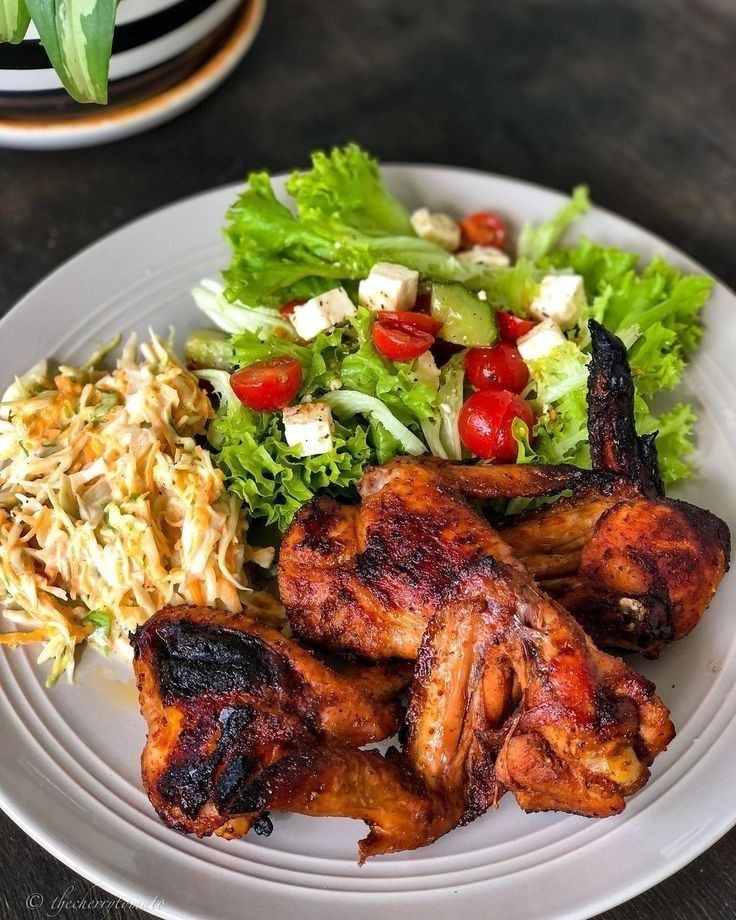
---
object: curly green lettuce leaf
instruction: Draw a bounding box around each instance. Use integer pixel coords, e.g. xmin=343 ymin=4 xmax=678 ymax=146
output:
xmin=542 ymin=242 xmax=712 ymax=398
xmin=196 ymin=309 xmax=443 ymax=526
xmin=230 ymin=324 xmax=346 ymax=394
xmin=196 ymin=370 xmax=373 ymax=531
xmin=340 ymin=309 xmax=439 ymax=427
xmin=322 ymin=390 xmax=426 ymax=458
xmin=286 ymin=143 xmax=414 ymax=237
xmin=525 ymin=340 xmax=592 ymax=468
xmin=635 ymin=401 xmax=697 ymax=485
xmin=0 ymin=0 xmax=30 ymax=42
xmin=223 ymin=146 xmax=515 ymax=308
xmin=26 ymin=0 xmax=115 ymax=104
xmin=517 ymin=185 xmax=590 ymax=262
xmin=514 ymin=199 xmax=713 ymax=486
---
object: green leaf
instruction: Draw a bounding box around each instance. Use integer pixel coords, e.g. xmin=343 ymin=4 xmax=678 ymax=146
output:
xmin=420 ymin=352 xmax=466 ymax=460
xmin=223 ymin=147 xmax=520 ymax=309
xmin=26 ymin=0 xmax=116 ymax=104
xmin=82 ymin=608 xmax=111 ymax=637
xmin=192 ymin=278 xmax=295 ymax=339
xmin=517 ymin=185 xmax=590 ymax=262
xmin=0 ymin=0 xmax=31 ymax=42
xmin=286 ymin=142 xmax=415 ymax=237
xmin=206 ymin=395 xmax=373 ymax=532
xmin=197 ymin=304 xmax=448 ymax=528
xmin=322 ymin=389 xmax=427 ymax=457
xmin=339 ymin=309 xmax=439 ymax=427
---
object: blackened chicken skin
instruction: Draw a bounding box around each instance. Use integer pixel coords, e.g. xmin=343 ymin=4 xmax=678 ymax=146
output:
xmin=132 ymin=605 xmax=453 ymax=859
xmin=279 ymin=458 xmax=603 ymax=659
xmin=501 ymin=320 xmax=730 ymax=656
xmin=406 ymin=554 xmax=674 ymax=821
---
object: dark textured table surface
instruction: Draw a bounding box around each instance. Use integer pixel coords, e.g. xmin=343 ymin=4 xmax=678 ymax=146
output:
xmin=1 ymin=1 xmax=734 ymax=918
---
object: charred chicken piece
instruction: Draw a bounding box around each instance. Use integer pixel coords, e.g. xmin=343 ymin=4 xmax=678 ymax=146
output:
xmin=279 ymin=457 xmax=604 ymax=659
xmin=133 ymin=605 xmax=454 ymax=859
xmin=223 ymin=743 xmax=459 ymax=862
xmin=406 ymin=553 xmax=674 ymax=821
xmin=501 ymin=320 xmax=730 ymax=656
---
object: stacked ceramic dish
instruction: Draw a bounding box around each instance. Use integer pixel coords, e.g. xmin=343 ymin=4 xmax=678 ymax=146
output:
xmin=0 ymin=0 xmax=266 ymax=148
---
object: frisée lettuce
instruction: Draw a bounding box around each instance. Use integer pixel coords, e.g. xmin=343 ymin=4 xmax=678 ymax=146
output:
xmin=190 ymin=143 xmax=712 ymax=530
xmin=223 ymin=144 xmax=528 ymax=309
xmin=194 ymin=306 xmax=441 ymax=530
xmin=525 ymin=239 xmax=712 ymax=484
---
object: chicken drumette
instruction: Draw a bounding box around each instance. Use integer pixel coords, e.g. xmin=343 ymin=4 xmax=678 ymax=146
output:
xmin=501 ymin=320 xmax=730 ymax=656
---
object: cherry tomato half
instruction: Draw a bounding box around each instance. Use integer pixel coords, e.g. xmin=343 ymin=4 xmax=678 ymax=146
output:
xmin=231 ymin=356 xmax=302 ymax=412
xmin=497 ymin=311 xmax=537 ymax=343
xmin=372 ymin=322 xmax=434 ymax=361
xmin=376 ymin=310 xmax=443 ymax=336
xmin=465 ymin=343 xmax=529 ymax=394
xmin=459 ymin=211 xmax=507 ymax=250
xmin=458 ymin=389 xmax=535 ymax=462
xmin=279 ymin=299 xmax=304 ymax=317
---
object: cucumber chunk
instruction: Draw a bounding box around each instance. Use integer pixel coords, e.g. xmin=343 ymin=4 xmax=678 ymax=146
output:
xmin=430 ymin=282 xmax=498 ymax=347
xmin=184 ymin=328 xmax=234 ymax=370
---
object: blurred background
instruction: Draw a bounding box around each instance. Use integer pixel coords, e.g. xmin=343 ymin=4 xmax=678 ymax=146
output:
xmin=0 ymin=1 xmax=734 ymax=917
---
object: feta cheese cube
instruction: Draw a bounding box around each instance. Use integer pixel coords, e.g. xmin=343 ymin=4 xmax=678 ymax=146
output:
xmin=282 ymin=402 xmax=334 ymax=456
xmin=358 ymin=262 xmax=419 ymax=312
xmin=410 ymin=208 xmax=461 ymax=252
xmin=456 ymin=245 xmax=511 ymax=268
xmin=529 ymin=274 xmax=586 ymax=329
xmin=291 ymin=287 xmax=356 ymax=341
xmin=517 ymin=319 xmax=567 ymax=362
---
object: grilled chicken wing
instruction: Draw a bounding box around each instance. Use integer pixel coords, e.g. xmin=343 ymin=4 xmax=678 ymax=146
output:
xmin=279 ymin=458 xmax=601 ymax=659
xmin=502 ymin=320 xmax=730 ymax=656
xmin=132 ymin=605 xmax=453 ymax=859
xmin=406 ymin=553 xmax=674 ymax=821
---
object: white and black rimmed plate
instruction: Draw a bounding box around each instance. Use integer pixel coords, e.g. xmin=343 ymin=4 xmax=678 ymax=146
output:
xmin=0 ymin=166 xmax=734 ymax=920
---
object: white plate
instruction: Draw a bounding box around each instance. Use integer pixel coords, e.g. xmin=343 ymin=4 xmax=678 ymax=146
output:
xmin=0 ymin=166 xmax=734 ymax=920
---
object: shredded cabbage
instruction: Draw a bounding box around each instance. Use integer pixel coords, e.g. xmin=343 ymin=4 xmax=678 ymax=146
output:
xmin=0 ymin=334 xmax=262 ymax=684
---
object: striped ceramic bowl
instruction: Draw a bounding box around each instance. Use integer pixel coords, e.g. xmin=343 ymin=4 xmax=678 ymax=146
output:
xmin=0 ymin=0 xmax=251 ymax=113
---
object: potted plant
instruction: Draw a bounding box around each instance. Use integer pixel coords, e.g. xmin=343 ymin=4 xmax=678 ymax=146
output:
xmin=1 ymin=0 xmax=116 ymax=102
xmin=0 ymin=0 xmax=266 ymax=147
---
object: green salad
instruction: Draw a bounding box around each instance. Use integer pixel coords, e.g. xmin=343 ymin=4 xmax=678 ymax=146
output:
xmin=185 ymin=144 xmax=712 ymax=532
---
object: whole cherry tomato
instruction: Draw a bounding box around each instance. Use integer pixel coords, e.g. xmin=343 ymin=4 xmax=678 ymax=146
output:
xmin=459 ymin=211 xmax=507 ymax=250
xmin=375 ymin=310 xmax=443 ymax=336
xmin=458 ymin=389 xmax=535 ymax=462
xmin=465 ymin=343 xmax=529 ymax=393
xmin=372 ymin=321 xmax=434 ymax=361
xmin=230 ymin=356 xmax=302 ymax=411
xmin=497 ymin=311 xmax=537 ymax=343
